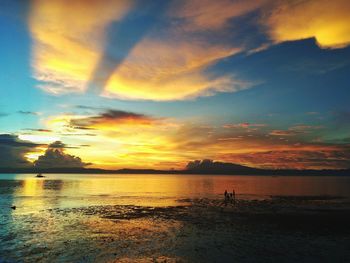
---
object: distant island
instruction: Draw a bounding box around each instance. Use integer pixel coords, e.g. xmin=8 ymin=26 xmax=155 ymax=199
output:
xmin=0 ymin=159 xmax=349 ymax=176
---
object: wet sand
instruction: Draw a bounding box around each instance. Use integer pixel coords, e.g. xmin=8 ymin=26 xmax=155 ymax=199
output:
xmin=2 ymin=196 xmax=350 ymax=262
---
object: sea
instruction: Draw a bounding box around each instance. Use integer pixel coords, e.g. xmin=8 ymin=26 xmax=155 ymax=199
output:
xmin=1 ymin=174 xmax=350 ymax=262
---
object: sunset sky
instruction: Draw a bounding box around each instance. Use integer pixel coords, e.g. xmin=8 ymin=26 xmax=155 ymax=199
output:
xmin=1 ymin=0 xmax=350 ymax=170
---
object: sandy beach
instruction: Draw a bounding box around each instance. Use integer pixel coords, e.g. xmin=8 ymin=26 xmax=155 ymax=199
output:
xmin=2 ymin=195 xmax=350 ymax=263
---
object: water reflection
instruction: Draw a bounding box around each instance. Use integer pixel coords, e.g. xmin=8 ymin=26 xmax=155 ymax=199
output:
xmin=11 ymin=179 xmax=63 ymax=214
xmin=1 ymin=174 xmax=350 ymax=262
xmin=1 ymin=174 xmax=350 ymax=213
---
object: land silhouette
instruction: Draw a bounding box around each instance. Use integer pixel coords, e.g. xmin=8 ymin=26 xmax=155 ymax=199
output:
xmin=0 ymin=159 xmax=349 ymax=176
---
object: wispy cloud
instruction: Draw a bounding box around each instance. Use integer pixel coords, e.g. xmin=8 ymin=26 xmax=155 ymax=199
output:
xmin=219 ymin=147 xmax=350 ymax=170
xmin=24 ymin=128 xmax=52 ymax=133
xmin=170 ymin=0 xmax=268 ymax=31
xmin=102 ymin=0 xmax=260 ymax=100
xmin=223 ymin=123 xmax=267 ymax=129
xmin=17 ymin=111 xmax=40 ymax=116
xmin=269 ymin=130 xmax=299 ymax=136
xmin=70 ymin=109 xmax=156 ymax=129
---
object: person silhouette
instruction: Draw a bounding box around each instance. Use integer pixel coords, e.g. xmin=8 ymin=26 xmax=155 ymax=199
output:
xmin=232 ymin=189 xmax=236 ymax=204
xmin=224 ymin=190 xmax=228 ymax=206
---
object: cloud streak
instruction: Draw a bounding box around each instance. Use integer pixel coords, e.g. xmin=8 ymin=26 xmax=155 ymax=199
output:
xmin=17 ymin=111 xmax=40 ymax=116
xmin=70 ymin=109 xmax=156 ymax=129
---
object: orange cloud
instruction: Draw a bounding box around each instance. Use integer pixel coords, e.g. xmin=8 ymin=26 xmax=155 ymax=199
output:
xmin=220 ymin=147 xmax=350 ymax=170
xmin=43 ymin=111 xmax=182 ymax=169
xmin=104 ymin=38 xmax=248 ymax=100
xmin=265 ymin=0 xmax=350 ymax=49
xmin=269 ymin=130 xmax=298 ymax=136
xmin=170 ymin=0 xmax=268 ymax=31
xmin=37 ymin=112 xmax=350 ymax=170
xmin=223 ymin=123 xmax=267 ymax=129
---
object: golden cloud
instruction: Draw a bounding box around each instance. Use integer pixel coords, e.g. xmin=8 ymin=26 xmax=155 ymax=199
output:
xmin=43 ymin=111 xmax=182 ymax=169
xmin=265 ymin=0 xmax=350 ymax=49
xmin=104 ymin=38 xmax=248 ymax=100
xmin=28 ymin=0 xmax=350 ymax=102
xmin=29 ymin=0 xmax=133 ymax=94
xmin=29 ymin=0 xmax=254 ymax=100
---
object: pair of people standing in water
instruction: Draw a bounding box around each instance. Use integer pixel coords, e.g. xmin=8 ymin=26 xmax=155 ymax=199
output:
xmin=224 ymin=189 xmax=235 ymax=205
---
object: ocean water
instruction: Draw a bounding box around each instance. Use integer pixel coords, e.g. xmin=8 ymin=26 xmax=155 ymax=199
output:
xmin=1 ymin=174 xmax=350 ymax=213
xmin=1 ymin=174 xmax=350 ymax=262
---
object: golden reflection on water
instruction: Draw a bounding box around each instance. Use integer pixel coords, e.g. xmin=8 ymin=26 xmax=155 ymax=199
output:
xmin=2 ymin=174 xmax=350 ymax=262
xmin=9 ymin=174 xmax=350 ymax=214
xmin=12 ymin=175 xmax=196 ymax=213
xmin=6 ymin=175 xmax=187 ymax=262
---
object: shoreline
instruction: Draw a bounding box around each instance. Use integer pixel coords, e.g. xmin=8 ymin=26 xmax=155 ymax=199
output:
xmin=2 ymin=196 xmax=350 ymax=262
xmin=1 ymin=168 xmax=350 ymax=176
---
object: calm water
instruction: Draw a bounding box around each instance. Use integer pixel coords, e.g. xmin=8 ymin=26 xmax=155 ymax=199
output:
xmin=1 ymin=173 xmax=350 ymax=213
xmin=1 ymin=174 xmax=350 ymax=262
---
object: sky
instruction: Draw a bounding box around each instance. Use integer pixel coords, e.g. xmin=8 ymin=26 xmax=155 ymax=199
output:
xmin=0 ymin=0 xmax=350 ymax=170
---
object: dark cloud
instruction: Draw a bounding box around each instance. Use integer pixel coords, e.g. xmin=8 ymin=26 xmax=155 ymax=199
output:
xmin=97 ymin=110 xmax=150 ymax=120
xmin=17 ymin=111 xmax=39 ymax=115
xmin=34 ymin=141 xmax=89 ymax=168
xmin=24 ymin=128 xmax=52 ymax=133
xmin=0 ymin=134 xmax=39 ymax=168
xmin=75 ymin=105 xmax=103 ymax=110
xmin=72 ymin=126 xmax=96 ymax=130
xmin=45 ymin=141 xmax=81 ymax=149
xmin=70 ymin=109 xmax=154 ymax=128
xmin=49 ymin=141 xmax=66 ymax=148
xmin=79 ymin=144 xmax=91 ymax=147
xmin=186 ymin=159 xmax=255 ymax=172
xmin=0 ymin=134 xmax=39 ymax=148
xmin=61 ymin=133 xmax=97 ymax=137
